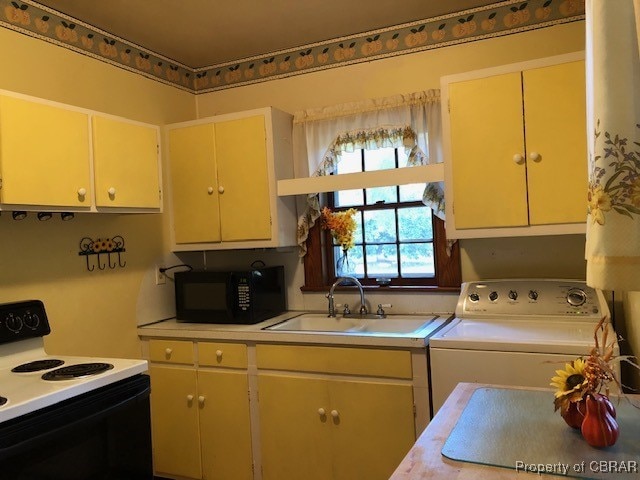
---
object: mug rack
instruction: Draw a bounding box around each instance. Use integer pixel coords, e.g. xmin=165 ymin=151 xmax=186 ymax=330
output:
xmin=78 ymin=235 xmax=126 ymax=271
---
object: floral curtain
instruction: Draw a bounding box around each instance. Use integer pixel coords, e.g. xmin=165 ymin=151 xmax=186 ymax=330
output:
xmin=585 ymin=0 xmax=640 ymax=291
xmin=292 ymin=90 xmax=443 ymax=256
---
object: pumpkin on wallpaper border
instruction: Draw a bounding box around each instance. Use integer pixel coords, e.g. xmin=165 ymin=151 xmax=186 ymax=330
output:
xmin=121 ymin=49 xmax=132 ymax=65
xmin=385 ymin=34 xmax=399 ymax=51
xmin=334 ymin=42 xmax=356 ymax=61
xmin=431 ymin=24 xmax=446 ymax=41
xmin=135 ymin=53 xmax=151 ymax=70
xmin=194 ymin=72 xmax=209 ymax=89
xmin=224 ymin=65 xmax=242 ymax=83
xmin=559 ymin=0 xmax=584 ymax=16
xmin=167 ymin=65 xmax=181 ymax=82
xmin=361 ymin=35 xmax=382 ymax=56
xmin=317 ymin=49 xmax=329 ymax=64
xmin=259 ymin=58 xmax=276 ymax=76
xmin=153 ymin=61 xmax=163 ymax=76
xmin=279 ymin=56 xmax=291 ymax=71
xmin=4 ymin=2 xmax=30 ymax=25
xmin=55 ymin=21 xmax=78 ymax=43
xmin=404 ymin=26 xmax=427 ymax=48
xmin=535 ymin=1 xmax=552 ymax=20
xmin=35 ymin=15 xmax=49 ymax=33
xmin=81 ymin=33 xmax=94 ymax=49
xmin=481 ymin=13 xmax=497 ymax=31
xmin=295 ymin=50 xmax=313 ymax=69
xmin=453 ymin=16 xmax=477 ymax=38
xmin=504 ymin=4 xmax=531 ymax=27
xmin=99 ymin=38 xmax=118 ymax=58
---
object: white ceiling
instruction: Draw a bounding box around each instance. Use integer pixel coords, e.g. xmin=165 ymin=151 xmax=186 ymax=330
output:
xmin=32 ymin=0 xmax=503 ymax=68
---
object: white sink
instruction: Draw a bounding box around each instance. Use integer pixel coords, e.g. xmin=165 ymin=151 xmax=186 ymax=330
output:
xmin=265 ymin=313 xmax=438 ymax=336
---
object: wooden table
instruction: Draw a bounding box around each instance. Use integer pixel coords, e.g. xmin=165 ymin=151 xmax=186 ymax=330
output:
xmin=389 ymin=383 xmax=639 ymax=480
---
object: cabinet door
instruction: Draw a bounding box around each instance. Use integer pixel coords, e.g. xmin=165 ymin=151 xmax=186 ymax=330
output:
xmin=169 ymin=124 xmax=221 ymax=243
xmin=523 ymin=60 xmax=587 ymax=225
xmin=258 ymin=374 xmax=332 ymax=480
xmin=0 ymin=95 xmax=91 ymax=207
xmin=198 ymin=370 xmax=253 ymax=480
xmin=448 ymin=73 xmax=528 ymax=229
xmin=215 ymin=115 xmax=272 ymax=242
xmin=149 ymin=365 xmax=202 ymax=479
xmin=92 ymin=116 xmax=160 ymax=208
xmin=329 ymin=379 xmax=415 ymax=480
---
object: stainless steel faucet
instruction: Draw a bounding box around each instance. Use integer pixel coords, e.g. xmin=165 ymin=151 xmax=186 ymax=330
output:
xmin=326 ymin=276 xmax=368 ymax=317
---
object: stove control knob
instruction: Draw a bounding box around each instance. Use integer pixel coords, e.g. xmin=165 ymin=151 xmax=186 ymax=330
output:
xmin=528 ymin=290 xmax=539 ymax=301
xmin=468 ymin=293 xmax=480 ymax=302
xmin=23 ymin=312 xmax=40 ymax=330
xmin=508 ymin=290 xmax=518 ymax=301
xmin=5 ymin=313 xmax=23 ymax=333
xmin=489 ymin=291 xmax=499 ymax=302
xmin=567 ymin=288 xmax=587 ymax=307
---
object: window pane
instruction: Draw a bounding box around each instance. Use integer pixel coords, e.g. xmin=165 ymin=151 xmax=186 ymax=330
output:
xmin=366 ymin=244 xmax=398 ymax=278
xmin=363 ymin=210 xmax=396 ymax=243
xmin=334 ymin=245 xmax=363 ymax=277
xmin=335 ymin=189 xmax=363 ymax=207
xmin=400 ymin=243 xmax=435 ymax=278
xmin=364 ymin=147 xmax=396 ymax=171
xmin=397 ymin=148 xmax=410 ymax=167
xmin=336 ymin=151 xmax=362 ymax=174
xmin=366 ymin=186 xmax=397 ymax=205
xmin=398 ymin=207 xmax=433 ymax=241
xmin=399 ymin=183 xmax=425 ymax=202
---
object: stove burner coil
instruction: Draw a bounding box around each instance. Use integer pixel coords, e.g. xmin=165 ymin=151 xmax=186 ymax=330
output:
xmin=11 ymin=359 xmax=65 ymax=373
xmin=41 ymin=362 xmax=114 ymax=381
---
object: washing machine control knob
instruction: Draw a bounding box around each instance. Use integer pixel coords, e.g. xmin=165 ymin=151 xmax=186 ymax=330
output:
xmin=528 ymin=290 xmax=539 ymax=301
xmin=489 ymin=291 xmax=499 ymax=302
xmin=508 ymin=290 xmax=518 ymax=301
xmin=566 ymin=288 xmax=587 ymax=307
xmin=468 ymin=293 xmax=480 ymax=302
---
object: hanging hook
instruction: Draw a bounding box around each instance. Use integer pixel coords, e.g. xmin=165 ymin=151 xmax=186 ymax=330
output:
xmin=85 ymin=255 xmax=95 ymax=272
xmin=107 ymin=252 xmax=117 ymax=269
xmin=97 ymin=253 xmax=107 ymax=270
xmin=117 ymin=251 xmax=127 ymax=268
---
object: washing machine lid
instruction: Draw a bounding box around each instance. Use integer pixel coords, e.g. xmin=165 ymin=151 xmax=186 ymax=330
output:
xmin=428 ymin=318 xmax=617 ymax=355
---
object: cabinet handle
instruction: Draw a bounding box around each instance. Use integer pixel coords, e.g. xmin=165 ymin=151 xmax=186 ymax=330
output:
xmin=216 ymin=349 xmax=223 ymax=359
xmin=198 ymin=395 xmax=205 ymax=406
xmin=529 ymin=151 xmax=541 ymax=162
xmin=512 ymin=154 xmax=525 ymax=165
xmin=207 ymin=187 xmax=214 ymax=194
xmin=77 ymin=187 xmax=87 ymax=197
xmin=107 ymin=187 xmax=116 ymax=196
xmin=318 ymin=408 xmax=326 ymax=416
xmin=218 ymin=186 xmax=225 ymax=194
xmin=187 ymin=394 xmax=194 ymax=402
xmin=164 ymin=348 xmax=172 ymax=357
xmin=331 ymin=410 xmax=339 ymax=419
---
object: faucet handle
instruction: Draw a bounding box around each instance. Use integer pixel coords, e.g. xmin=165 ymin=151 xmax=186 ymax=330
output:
xmin=377 ymin=304 xmax=391 ymax=316
xmin=343 ymin=304 xmax=351 ymax=315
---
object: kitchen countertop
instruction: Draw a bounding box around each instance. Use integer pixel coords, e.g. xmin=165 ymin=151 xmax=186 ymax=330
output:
xmin=138 ymin=312 xmax=452 ymax=348
xmin=390 ymin=383 xmax=640 ymax=480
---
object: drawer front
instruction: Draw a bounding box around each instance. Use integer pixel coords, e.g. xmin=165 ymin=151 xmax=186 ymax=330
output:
xmin=149 ymin=339 xmax=194 ymax=364
xmin=199 ymin=342 xmax=248 ymax=368
xmin=256 ymin=344 xmax=412 ymax=379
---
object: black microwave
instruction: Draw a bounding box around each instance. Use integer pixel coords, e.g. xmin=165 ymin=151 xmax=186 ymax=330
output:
xmin=174 ymin=266 xmax=286 ymax=324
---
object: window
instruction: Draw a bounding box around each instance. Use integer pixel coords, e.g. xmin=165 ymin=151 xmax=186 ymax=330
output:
xmin=302 ymin=148 xmax=460 ymax=290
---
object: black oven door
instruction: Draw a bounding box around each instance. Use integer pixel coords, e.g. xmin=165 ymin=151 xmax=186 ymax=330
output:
xmin=0 ymin=374 xmax=152 ymax=480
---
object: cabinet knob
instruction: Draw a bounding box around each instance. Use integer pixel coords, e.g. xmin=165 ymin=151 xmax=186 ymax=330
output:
xmin=165 ymin=348 xmax=172 ymax=357
xmin=512 ymin=154 xmax=525 ymax=165
xmin=187 ymin=394 xmax=194 ymax=402
xmin=198 ymin=395 xmax=206 ymax=406
xmin=318 ymin=408 xmax=326 ymax=416
xmin=529 ymin=151 xmax=541 ymax=162
xmin=77 ymin=187 xmax=87 ymax=197
xmin=207 ymin=186 xmax=214 ymax=194
xmin=331 ymin=410 xmax=339 ymax=419
xmin=218 ymin=186 xmax=225 ymax=194
xmin=107 ymin=187 xmax=116 ymax=196
xmin=216 ymin=349 xmax=223 ymax=359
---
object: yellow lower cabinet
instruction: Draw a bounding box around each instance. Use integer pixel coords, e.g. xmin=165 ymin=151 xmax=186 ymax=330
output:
xmin=258 ymin=374 xmax=415 ymax=480
xmin=198 ymin=369 xmax=253 ymax=480
xmin=149 ymin=366 xmax=252 ymax=480
xmin=149 ymin=365 xmax=202 ymax=479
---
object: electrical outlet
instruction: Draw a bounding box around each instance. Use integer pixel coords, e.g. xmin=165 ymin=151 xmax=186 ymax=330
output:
xmin=155 ymin=266 xmax=166 ymax=285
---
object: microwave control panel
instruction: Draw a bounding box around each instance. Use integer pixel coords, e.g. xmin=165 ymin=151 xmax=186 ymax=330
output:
xmin=237 ymin=282 xmax=250 ymax=311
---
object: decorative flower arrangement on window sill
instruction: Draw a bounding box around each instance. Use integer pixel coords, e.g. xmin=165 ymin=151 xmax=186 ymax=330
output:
xmin=321 ymin=207 xmax=357 ymax=276
xmin=550 ymin=316 xmax=639 ymax=448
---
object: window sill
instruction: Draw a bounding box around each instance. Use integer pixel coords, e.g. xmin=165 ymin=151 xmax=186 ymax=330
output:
xmin=300 ymin=285 xmax=461 ymax=293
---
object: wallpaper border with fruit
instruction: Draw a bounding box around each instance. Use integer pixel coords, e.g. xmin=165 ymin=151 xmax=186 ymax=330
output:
xmin=1 ymin=0 xmax=585 ymax=94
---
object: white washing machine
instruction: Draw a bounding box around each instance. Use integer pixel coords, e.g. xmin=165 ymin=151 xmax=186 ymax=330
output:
xmin=429 ymin=279 xmax=620 ymax=415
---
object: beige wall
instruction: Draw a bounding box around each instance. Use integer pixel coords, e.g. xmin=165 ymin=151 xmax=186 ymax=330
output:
xmin=0 ymin=27 xmax=195 ymax=358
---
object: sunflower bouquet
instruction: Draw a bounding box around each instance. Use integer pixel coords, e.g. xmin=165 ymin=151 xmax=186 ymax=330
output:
xmin=550 ymin=316 xmax=623 ymax=447
xmin=321 ymin=207 xmax=357 ymax=252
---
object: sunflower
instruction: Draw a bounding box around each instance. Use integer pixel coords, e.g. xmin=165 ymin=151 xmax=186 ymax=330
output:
xmin=551 ymin=358 xmax=589 ymax=411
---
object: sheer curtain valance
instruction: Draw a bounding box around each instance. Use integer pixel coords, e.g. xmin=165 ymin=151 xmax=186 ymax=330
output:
xmin=293 ymin=90 xmax=444 ymax=256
